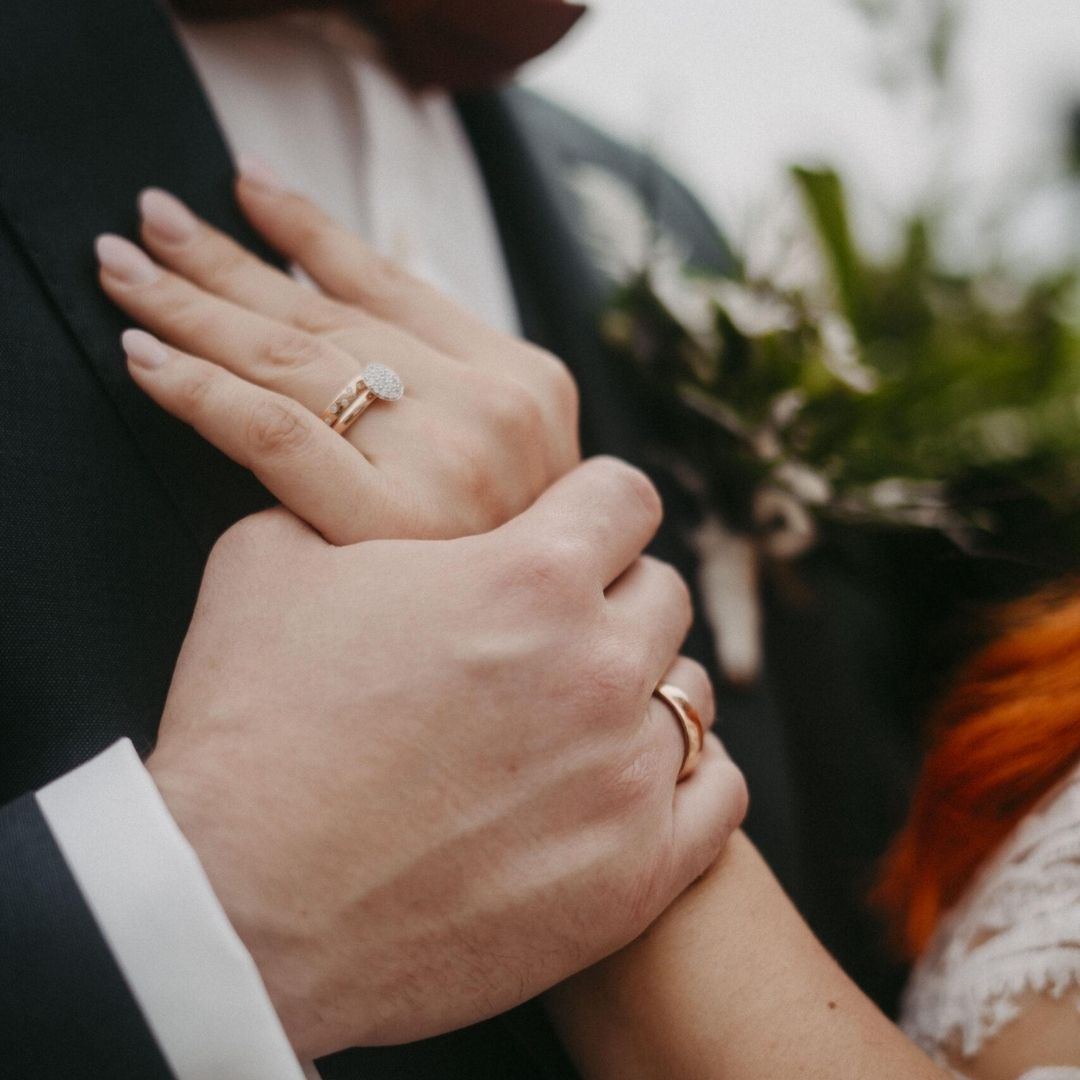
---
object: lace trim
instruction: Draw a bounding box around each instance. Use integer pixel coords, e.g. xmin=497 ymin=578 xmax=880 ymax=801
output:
xmin=901 ymin=768 xmax=1080 ymax=1064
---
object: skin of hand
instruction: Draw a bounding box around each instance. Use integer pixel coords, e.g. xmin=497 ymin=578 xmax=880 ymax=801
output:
xmin=95 ymin=169 xmax=579 ymax=545
xmin=546 ymin=832 xmax=947 ymax=1080
xmin=147 ymin=457 xmax=748 ymax=1062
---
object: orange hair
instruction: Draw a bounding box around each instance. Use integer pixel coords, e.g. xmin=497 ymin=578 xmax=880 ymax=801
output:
xmin=873 ymin=582 xmax=1080 ymax=959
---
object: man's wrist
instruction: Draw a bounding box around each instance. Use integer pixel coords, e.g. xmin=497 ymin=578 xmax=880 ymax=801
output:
xmin=145 ymin=744 xmax=343 ymax=1061
xmin=37 ymin=740 xmax=306 ymax=1079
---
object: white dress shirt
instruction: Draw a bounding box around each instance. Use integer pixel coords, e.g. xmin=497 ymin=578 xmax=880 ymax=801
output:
xmin=36 ymin=11 xmax=521 ymax=1077
xmin=177 ymin=9 xmax=519 ymax=335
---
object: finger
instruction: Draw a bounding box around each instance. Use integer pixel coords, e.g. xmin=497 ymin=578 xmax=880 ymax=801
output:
xmin=234 ymin=169 xmax=580 ymax=468
xmin=137 ymin=187 xmax=363 ymax=337
xmin=500 ymin=456 xmax=663 ymax=589
xmin=96 ymin=234 xmax=359 ymax=412
xmin=235 ymin=166 xmax=520 ymax=370
xmin=138 ymin=188 xmax=542 ymax=421
xmin=98 ymin=232 xmax=467 ymax=465
xmin=120 ymin=329 xmax=396 ymax=545
xmin=607 ymin=560 xmax=694 ymax=691
xmin=667 ymin=735 xmax=749 ymax=892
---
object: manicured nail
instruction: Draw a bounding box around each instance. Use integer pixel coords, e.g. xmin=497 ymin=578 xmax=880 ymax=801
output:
xmin=95 ymin=234 xmax=160 ymax=286
xmin=139 ymin=188 xmax=198 ymax=243
xmin=237 ymin=153 xmax=284 ymax=193
xmin=122 ymin=328 xmax=168 ymax=369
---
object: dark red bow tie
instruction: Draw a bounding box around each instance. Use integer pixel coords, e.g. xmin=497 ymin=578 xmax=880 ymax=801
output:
xmin=171 ymin=0 xmax=587 ymax=92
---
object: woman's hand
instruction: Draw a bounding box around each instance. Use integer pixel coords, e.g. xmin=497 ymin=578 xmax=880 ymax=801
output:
xmin=95 ymin=171 xmax=579 ymax=544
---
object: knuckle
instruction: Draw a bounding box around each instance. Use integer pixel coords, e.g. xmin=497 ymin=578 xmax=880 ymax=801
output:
xmin=179 ymin=363 xmax=217 ymax=413
xmin=245 ymin=397 xmax=313 ymax=456
xmin=512 ymin=537 xmax=588 ymax=600
xmin=530 ymin=346 xmax=579 ymax=417
xmin=624 ymin=466 xmax=664 ymax=522
xmin=592 ymin=457 xmax=663 ymax=524
xmin=255 ymin=330 xmax=328 ymax=372
xmin=442 ymin=430 xmax=492 ymax=498
xmin=200 ymin=243 xmax=250 ymax=292
xmin=358 ymin=254 xmax=411 ymax=306
xmin=292 ymin=216 xmax=333 ymax=263
xmin=482 ymin=377 xmax=543 ymax=439
xmin=168 ymin=290 xmax=218 ymax=337
xmin=431 ymin=430 xmax=508 ymax=535
xmin=646 ymin=556 xmax=694 ymax=618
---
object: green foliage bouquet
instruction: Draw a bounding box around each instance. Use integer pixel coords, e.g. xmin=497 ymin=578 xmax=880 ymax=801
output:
xmin=571 ymin=0 xmax=1080 ymax=680
xmin=601 ymin=166 xmax=1080 ymax=563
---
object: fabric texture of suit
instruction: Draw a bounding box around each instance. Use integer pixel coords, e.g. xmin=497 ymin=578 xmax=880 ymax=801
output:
xmin=1 ymin=0 xmax=924 ymax=1074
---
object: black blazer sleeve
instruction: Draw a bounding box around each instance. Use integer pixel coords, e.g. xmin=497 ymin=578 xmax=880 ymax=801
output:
xmin=0 ymin=792 xmax=175 ymax=1079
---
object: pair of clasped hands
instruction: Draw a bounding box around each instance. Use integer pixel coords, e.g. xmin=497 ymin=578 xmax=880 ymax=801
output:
xmin=95 ymin=167 xmax=748 ymax=1061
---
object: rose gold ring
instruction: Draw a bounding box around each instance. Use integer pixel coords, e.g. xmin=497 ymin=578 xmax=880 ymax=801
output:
xmin=653 ymin=683 xmax=706 ymax=782
xmin=319 ymin=363 xmax=404 ymax=436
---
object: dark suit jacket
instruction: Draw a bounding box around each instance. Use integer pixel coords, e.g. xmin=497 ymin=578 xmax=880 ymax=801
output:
xmin=0 ymin=0 xmax=923 ymax=1075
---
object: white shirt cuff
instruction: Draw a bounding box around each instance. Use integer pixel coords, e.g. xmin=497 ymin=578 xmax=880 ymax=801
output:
xmin=36 ymin=739 xmax=307 ymax=1080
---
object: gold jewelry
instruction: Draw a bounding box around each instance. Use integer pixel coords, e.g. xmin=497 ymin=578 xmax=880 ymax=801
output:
xmin=653 ymin=683 xmax=706 ymax=782
xmin=320 ymin=363 xmax=404 ymax=435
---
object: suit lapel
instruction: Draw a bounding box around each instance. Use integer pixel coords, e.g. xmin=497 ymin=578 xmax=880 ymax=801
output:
xmin=460 ymin=90 xmax=805 ymax=911
xmin=457 ymin=91 xmax=643 ymax=462
xmin=0 ymin=0 xmax=637 ymax=555
xmin=0 ymin=0 xmax=278 ymax=554
xmin=458 ymin=90 xmax=724 ymax=658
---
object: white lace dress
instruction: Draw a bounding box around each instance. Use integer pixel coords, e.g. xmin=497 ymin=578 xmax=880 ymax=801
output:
xmin=901 ymin=763 xmax=1080 ymax=1079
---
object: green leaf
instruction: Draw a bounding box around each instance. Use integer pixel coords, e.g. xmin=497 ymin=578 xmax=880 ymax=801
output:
xmin=791 ymin=167 xmax=867 ymax=328
xmin=927 ymin=0 xmax=957 ymax=85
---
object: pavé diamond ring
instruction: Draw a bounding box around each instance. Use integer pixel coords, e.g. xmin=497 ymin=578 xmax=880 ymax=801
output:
xmin=653 ymin=683 xmax=706 ymax=783
xmin=320 ymin=363 xmax=405 ymax=435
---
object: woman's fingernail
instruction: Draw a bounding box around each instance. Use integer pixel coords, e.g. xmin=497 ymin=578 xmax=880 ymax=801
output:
xmin=237 ymin=153 xmax=284 ymax=193
xmin=122 ymin=328 xmax=168 ymax=369
xmin=139 ymin=188 xmax=198 ymax=243
xmin=95 ymin=234 xmax=160 ymax=286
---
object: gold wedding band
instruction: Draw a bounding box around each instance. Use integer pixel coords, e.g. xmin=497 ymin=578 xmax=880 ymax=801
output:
xmin=653 ymin=683 xmax=706 ymax=782
xmin=320 ymin=363 xmax=404 ymax=435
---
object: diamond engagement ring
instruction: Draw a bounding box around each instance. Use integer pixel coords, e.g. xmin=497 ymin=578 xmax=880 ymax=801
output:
xmin=320 ymin=363 xmax=405 ymax=435
xmin=653 ymin=683 xmax=706 ymax=782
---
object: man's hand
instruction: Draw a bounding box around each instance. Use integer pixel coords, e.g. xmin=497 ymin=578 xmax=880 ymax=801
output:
xmin=147 ymin=458 xmax=747 ymax=1060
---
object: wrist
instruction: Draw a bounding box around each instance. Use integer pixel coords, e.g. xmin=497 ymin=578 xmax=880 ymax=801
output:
xmin=39 ymin=741 xmax=307 ymax=1077
xmin=147 ymin=747 xmax=374 ymax=1061
xmin=545 ymin=833 xmax=752 ymax=1079
xmin=145 ymin=750 xmax=306 ymax=1053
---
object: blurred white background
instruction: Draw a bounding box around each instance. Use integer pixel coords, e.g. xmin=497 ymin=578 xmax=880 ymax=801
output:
xmin=525 ymin=0 xmax=1080 ymax=269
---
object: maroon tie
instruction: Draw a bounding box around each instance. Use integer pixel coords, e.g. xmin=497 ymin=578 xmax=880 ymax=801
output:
xmin=171 ymin=0 xmax=587 ymax=91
